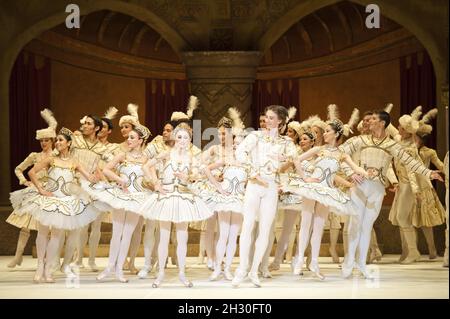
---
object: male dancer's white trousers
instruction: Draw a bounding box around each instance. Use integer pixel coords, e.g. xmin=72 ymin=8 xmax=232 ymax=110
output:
xmin=237 ymin=179 xmax=278 ymax=274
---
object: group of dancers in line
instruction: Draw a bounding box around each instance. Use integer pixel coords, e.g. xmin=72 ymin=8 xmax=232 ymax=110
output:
xmin=5 ymin=95 xmax=448 ymax=288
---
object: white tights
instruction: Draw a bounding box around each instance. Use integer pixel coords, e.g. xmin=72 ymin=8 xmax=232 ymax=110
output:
xmin=296 ymin=199 xmax=329 ymax=267
xmin=272 ymin=209 xmax=299 ymax=265
xmin=157 ymin=221 xmax=189 ymax=275
xmin=215 ymin=211 xmax=242 ymax=270
xmin=237 ymin=181 xmax=278 ymax=274
xmin=205 ymin=214 xmax=217 ymax=263
xmin=36 ymin=223 xmax=63 ymax=271
xmin=77 ymin=214 xmax=103 ymax=265
xmin=106 ymin=210 xmax=140 ymax=272
xmin=142 ymin=219 xmax=159 ymax=269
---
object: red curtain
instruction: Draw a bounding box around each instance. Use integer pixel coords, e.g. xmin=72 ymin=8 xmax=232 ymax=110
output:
xmin=400 ymin=51 xmax=437 ymax=149
xmin=252 ymin=78 xmax=300 ymax=128
xmin=145 ymin=79 xmax=190 ymax=136
xmin=9 ymin=51 xmax=51 ymax=191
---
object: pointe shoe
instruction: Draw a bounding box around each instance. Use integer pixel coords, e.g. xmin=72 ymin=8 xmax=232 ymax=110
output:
xmin=88 ymin=262 xmax=99 ymax=272
xmin=75 ymin=262 xmax=85 ymax=269
xmin=341 ymin=263 xmax=353 ymax=279
xmin=7 ymin=255 xmax=23 ymax=268
xmin=400 ymin=250 xmax=421 ymax=264
xmin=115 ymin=269 xmax=129 ymax=283
xmin=231 ymin=269 xmax=246 ymax=288
xmin=197 ymin=255 xmax=205 ymax=265
xmin=248 ymin=272 xmax=261 ymax=287
xmin=223 ymin=268 xmax=234 ymax=281
xmin=398 ymin=251 xmax=408 ymax=263
xmin=329 ymin=247 xmax=340 ymax=264
xmin=33 ymin=263 xmax=45 ymax=283
xmin=179 ymin=273 xmax=193 ymax=288
xmin=44 ymin=265 xmax=55 ymax=283
xmin=261 ymin=270 xmax=273 ymax=279
xmin=309 ymin=263 xmax=325 ymax=281
xmin=358 ymin=265 xmax=373 ymax=279
xmin=206 ymin=259 xmax=214 ymax=271
xmin=62 ymin=264 xmax=77 ymax=278
xmin=138 ymin=266 xmax=151 ymax=279
xmin=429 ymin=249 xmax=437 ymax=260
xmin=209 ymin=269 xmax=222 ymax=281
xmin=96 ymin=267 xmax=113 ymax=281
xmin=268 ymin=262 xmax=280 ymax=272
xmin=152 ymin=272 xmax=165 ymax=288
xmin=292 ymin=257 xmax=304 ymax=276
xmin=368 ymin=248 xmax=382 ymax=264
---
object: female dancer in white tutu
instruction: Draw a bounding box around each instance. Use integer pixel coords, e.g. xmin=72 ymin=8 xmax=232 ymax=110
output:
xmin=140 ymin=122 xmax=214 ymax=288
xmin=84 ymin=124 xmax=152 ymax=283
xmin=284 ymin=119 xmax=367 ymax=279
xmin=206 ymin=108 xmax=248 ymax=281
xmin=7 ymin=109 xmax=56 ymax=269
xmin=11 ymin=127 xmax=99 ymax=283
xmin=232 ymin=105 xmax=297 ymax=288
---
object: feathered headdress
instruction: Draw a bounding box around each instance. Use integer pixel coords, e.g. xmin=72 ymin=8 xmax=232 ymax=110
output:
xmin=399 ymin=105 xmax=423 ymax=134
xmin=103 ymin=106 xmax=118 ymax=120
xmin=119 ymin=103 xmax=140 ymax=127
xmin=228 ymin=107 xmax=245 ymax=136
xmin=36 ymin=108 xmax=58 ymax=140
xmin=309 ymin=114 xmax=327 ymax=131
xmin=343 ymin=108 xmax=360 ymax=137
xmin=287 ymin=106 xmax=297 ymax=122
xmin=171 ymin=95 xmax=199 ymax=122
xmin=327 ymin=104 xmax=339 ymax=122
xmin=416 ymin=108 xmax=438 ymax=137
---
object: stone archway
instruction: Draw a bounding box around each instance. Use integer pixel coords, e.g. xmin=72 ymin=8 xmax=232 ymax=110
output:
xmin=0 ymin=0 xmax=188 ymax=205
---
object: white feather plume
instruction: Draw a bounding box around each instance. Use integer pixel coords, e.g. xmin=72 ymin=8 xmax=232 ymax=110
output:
xmin=384 ymin=103 xmax=394 ymax=114
xmin=186 ymin=95 xmax=199 ymax=119
xmin=287 ymin=106 xmax=297 ymax=121
xmin=347 ymin=108 xmax=360 ymax=130
xmin=420 ymin=108 xmax=438 ymax=124
xmin=327 ymin=104 xmax=339 ymax=121
xmin=411 ymin=105 xmax=423 ymax=121
xmin=127 ymin=103 xmax=139 ymax=121
xmin=228 ymin=107 xmax=245 ymax=130
xmin=103 ymin=106 xmax=118 ymax=120
xmin=40 ymin=108 xmax=57 ymax=130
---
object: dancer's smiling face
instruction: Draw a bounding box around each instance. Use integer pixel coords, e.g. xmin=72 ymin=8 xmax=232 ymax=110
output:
xmin=175 ymin=129 xmax=191 ymax=149
xmin=265 ymin=110 xmax=282 ymax=130
xmin=299 ymin=133 xmax=314 ymax=151
xmin=55 ymin=134 xmax=70 ymax=152
xmin=162 ymin=124 xmax=173 ymax=142
xmin=39 ymin=138 xmax=53 ymax=152
xmin=120 ymin=123 xmax=133 ymax=139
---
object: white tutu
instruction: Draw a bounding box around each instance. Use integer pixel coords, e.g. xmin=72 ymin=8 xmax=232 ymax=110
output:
xmin=81 ymin=180 xmax=151 ymax=215
xmin=205 ymin=192 xmax=244 ymax=214
xmin=9 ymin=187 xmax=40 ymax=230
xmin=278 ymin=192 xmax=302 ymax=211
xmin=283 ymin=178 xmax=355 ymax=216
xmin=13 ymin=193 xmax=100 ymax=230
xmin=140 ymin=187 xmax=214 ymax=223
xmin=278 ymin=173 xmax=302 ymax=211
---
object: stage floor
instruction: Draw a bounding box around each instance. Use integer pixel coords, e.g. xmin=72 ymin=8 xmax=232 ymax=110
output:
xmin=0 ymin=255 xmax=448 ymax=299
